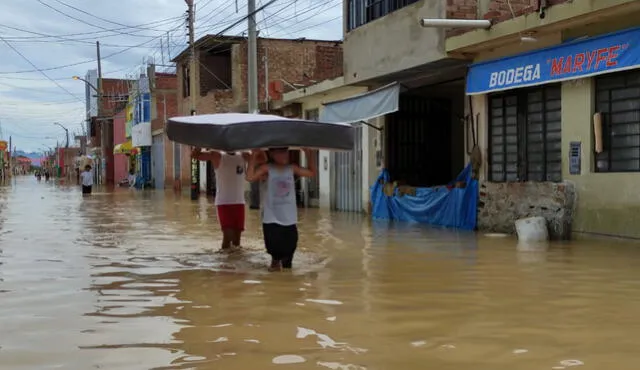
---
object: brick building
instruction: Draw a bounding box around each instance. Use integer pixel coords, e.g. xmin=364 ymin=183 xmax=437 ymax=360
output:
xmin=149 ymin=71 xmax=179 ymax=190
xmin=170 ymin=35 xmax=343 ymax=194
xmin=86 ymin=76 xmax=132 ymax=185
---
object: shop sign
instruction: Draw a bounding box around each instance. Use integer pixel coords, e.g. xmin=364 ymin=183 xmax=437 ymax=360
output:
xmin=0 ymin=140 xmax=7 ymax=151
xmin=132 ymin=121 xmax=152 ymax=147
xmin=466 ymin=27 xmax=640 ymax=95
xmin=191 ymin=158 xmax=199 ymax=184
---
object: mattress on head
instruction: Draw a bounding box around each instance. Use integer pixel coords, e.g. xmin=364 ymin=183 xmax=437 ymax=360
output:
xmin=166 ymin=113 xmax=354 ymax=152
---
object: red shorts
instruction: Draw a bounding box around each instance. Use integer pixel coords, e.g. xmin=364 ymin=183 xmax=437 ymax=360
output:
xmin=217 ymin=204 xmax=245 ymax=231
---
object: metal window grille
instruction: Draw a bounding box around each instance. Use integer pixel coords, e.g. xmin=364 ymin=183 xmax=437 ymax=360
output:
xmin=347 ymin=0 xmax=420 ymax=31
xmin=595 ymin=69 xmax=640 ymax=172
xmin=488 ymin=85 xmax=562 ymax=182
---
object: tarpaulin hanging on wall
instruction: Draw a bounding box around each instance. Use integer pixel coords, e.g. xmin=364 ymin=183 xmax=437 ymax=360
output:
xmin=370 ymin=163 xmax=478 ymax=230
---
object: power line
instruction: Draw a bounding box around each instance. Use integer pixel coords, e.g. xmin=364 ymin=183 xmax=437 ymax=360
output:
xmin=35 ymin=0 xmax=169 ymax=38
xmin=0 ymin=21 xmax=186 ymax=74
xmin=0 ymin=24 xmax=169 ymax=48
xmin=50 ymin=0 xmax=182 ymax=32
xmin=0 ymin=34 xmax=82 ymax=102
xmin=2 ymin=16 xmax=184 ymax=41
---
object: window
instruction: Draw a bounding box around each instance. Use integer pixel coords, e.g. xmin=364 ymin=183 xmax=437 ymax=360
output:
xmin=489 ymin=85 xmax=562 ymax=182
xmin=347 ymin=0 xmax=420 ymax=31
xmin=595 ymin=69 xmax=640 ymax=172
xmin=182 ymin=64 xmax=190 ymax=98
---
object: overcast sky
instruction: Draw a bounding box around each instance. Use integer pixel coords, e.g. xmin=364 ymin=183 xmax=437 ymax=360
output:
xmin=0 ymin=0 xmax=342 ymax=153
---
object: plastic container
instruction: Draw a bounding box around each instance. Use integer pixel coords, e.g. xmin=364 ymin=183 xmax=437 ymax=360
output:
xmin=515 ymin=216 xmax=549 ymax=242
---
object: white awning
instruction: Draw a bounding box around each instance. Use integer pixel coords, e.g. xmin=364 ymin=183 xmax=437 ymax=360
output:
xmin=320 ymin=82 xmax=400 ymax=123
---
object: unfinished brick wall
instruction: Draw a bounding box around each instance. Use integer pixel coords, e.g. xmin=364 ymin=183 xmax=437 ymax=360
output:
xmin=151 ymin=73 xmax=178 ymax=132
xmin=446 ymin=0 xmax=572 ymax=37
xmin=238 ymin=38 xmax=343 ymax=108
xmin=175 ymin=37 xmax=342 ymax=114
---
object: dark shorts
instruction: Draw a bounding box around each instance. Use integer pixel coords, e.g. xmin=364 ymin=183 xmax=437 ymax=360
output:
xmin=82 ymin=185 xmax=92 ymax=194
xmin=217 ymin=204 xmax=245 ymax=231
xmin=262 ymin=223 xmax=298 ymax=268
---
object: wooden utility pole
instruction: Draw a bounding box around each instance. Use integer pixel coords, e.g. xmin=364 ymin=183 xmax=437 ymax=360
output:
xmin=186 ymin=0 xmax=200 ymax=200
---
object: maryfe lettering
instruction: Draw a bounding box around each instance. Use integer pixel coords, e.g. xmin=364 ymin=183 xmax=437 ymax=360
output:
xmin=550 ymin=45 xmax=623 ymax=76
xmin=489 ymin=64 xmax=541 ymax=88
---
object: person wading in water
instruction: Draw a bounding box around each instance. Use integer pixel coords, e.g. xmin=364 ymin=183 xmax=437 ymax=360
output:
xmin=246 ymin=147 xmax=317 ymax=271
xmin=192 ymin=148 xmax=250 ymax=251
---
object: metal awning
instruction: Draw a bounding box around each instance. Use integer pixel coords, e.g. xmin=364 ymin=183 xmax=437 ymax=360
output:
xmin=320 ymin=82 xmax=400 ymax=124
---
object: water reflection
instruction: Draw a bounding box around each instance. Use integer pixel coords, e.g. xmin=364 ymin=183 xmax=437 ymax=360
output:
xmin=2 ymin=176 xmax=640 ymax=369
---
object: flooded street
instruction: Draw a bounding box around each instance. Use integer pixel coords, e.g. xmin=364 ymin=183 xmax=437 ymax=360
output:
xmin=2 ymin=176 xmax=640 ymax=369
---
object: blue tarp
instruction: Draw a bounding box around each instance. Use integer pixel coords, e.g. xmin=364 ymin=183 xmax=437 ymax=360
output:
xmin=370 ymin=164 xmax=478 ymax=230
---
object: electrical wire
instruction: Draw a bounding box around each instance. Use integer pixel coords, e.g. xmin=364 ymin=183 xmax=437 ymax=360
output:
xmin=0 ymin=20 xmax=186 ymax=74
xmin=35 ymin=0 xmax=170 ymax=38
xmin=49 ymin=0 xmax=182 ymax=32
xmin=2 ymin=16 xmax=184 ymax=41
xmin=0 ymin=34 xmax=82 ymax=101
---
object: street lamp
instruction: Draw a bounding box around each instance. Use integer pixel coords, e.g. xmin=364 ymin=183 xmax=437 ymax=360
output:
xmin=54 ymin=122 xmax=70 ymax=148
xmin=72 ymin=75 xmax=99 ymax=93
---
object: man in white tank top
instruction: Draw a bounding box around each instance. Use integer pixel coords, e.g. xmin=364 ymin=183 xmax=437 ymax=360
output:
xmin=192 ymin=148 xmax=249 ymax=250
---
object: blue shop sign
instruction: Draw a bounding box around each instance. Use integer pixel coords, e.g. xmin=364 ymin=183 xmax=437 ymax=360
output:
xmin=466 ymin=27 xmax=640 ymax=95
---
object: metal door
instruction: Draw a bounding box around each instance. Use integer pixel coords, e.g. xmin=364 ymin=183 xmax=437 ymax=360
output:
xmin=151 ymin=135 xmax=164 ymax=189
xmin=332 ymin=125 xmax=363 ymax=212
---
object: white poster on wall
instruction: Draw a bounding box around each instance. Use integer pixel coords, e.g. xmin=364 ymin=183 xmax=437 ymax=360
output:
xmin=132 ymin=122 xmax=152 ymax=147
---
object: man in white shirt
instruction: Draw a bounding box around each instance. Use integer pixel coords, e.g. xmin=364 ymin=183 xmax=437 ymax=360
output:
xmin=80 ymin=165 xmax=94 ymax=195
xmin=192 ymin=148 xmax=250 ymax=250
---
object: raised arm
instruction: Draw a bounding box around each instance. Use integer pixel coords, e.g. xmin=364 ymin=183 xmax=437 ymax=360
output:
xmin=293 ymin=148 xmax=317 ymax=178
xmin=246 ymin=151 xmax=269 ymax=182
xmin=191 ymin=147 xmax=222 ymax=168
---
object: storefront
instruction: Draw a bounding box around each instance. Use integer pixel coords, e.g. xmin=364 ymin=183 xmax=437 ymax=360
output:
xmin=466 ymin=25 xmax=640 ymax=238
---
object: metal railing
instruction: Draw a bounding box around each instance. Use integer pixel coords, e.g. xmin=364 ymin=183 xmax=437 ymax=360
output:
xmin=347 ymin=0 xmax=420 ymax=31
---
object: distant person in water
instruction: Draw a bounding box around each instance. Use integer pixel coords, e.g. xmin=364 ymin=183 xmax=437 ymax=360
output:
xmin=80 ymin=165 xmax=93 ymax=195
xmin=192 ymin=148 xmax=250 ymax=250
xmin=246 ymin=147 xmax=317 ymax=271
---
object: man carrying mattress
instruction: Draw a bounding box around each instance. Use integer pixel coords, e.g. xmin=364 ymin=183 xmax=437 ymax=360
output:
xmin=192 ymin=148 xmax=250 ymax=251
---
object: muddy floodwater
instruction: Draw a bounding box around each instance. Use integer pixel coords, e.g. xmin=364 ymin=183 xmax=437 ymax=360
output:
xmin=2 ymin=176 xmax=640 ymax=369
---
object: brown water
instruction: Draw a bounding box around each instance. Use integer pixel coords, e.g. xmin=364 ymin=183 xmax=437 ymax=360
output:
xmin=1 ymin=176 xmax=640 ymax=369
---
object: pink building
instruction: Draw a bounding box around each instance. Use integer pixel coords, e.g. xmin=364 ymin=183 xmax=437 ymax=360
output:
xmin=113 ymin=110 xmax=128 ymax=183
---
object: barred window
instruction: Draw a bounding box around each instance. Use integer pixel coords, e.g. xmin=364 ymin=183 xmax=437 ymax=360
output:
xmin=488 ymin=85 xmax=562 ymax=182
xmin=347 ymin=0 xmax=420 ymax=31
xmin=595 ymin=69 xmax=640 ymax=172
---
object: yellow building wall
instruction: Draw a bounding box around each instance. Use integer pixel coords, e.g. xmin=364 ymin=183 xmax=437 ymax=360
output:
xmin=561 ymin=78 xmax=640 ymax=238
xmin=469 ymin=19 xmax=640 ymax=238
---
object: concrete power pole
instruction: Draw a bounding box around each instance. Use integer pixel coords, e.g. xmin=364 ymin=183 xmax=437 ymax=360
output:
xmin=186 ymin=0 xmax=200 ymax=200
xmin=96 ymin=41 xmax=104 ymax=185
xmin=248 ymin=0 xmax=261 ymax=209
xmin=248 ymin=0 xmax=258 ymax=114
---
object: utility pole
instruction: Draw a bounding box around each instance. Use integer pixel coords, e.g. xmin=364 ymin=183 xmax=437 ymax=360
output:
xmin=96 ymin=41 xmax=104 ymax=186
xmin=186 ymin=0 xmax=200 ymax=200
xmin=96 ymin=41 xmax=103 ymax=116
xmin=248 ymin=0 xmax=258 ymax=114
xmin=248 ymin=0 xmax=261 ymax=209
xmin=8 ymin=135 xmax=11 ymax=179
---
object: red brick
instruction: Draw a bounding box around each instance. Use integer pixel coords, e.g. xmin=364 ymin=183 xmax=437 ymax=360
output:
xmin=447 ymin=0 xmax=572 ymax=38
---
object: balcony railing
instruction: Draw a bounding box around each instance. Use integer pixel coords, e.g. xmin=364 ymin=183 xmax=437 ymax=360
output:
xmin=347 ymin=0 xmax=420 ymax=31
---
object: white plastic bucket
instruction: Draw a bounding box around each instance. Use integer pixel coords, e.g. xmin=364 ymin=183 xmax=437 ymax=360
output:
xmin=515 ymin=216 xmax=549 ymax=242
